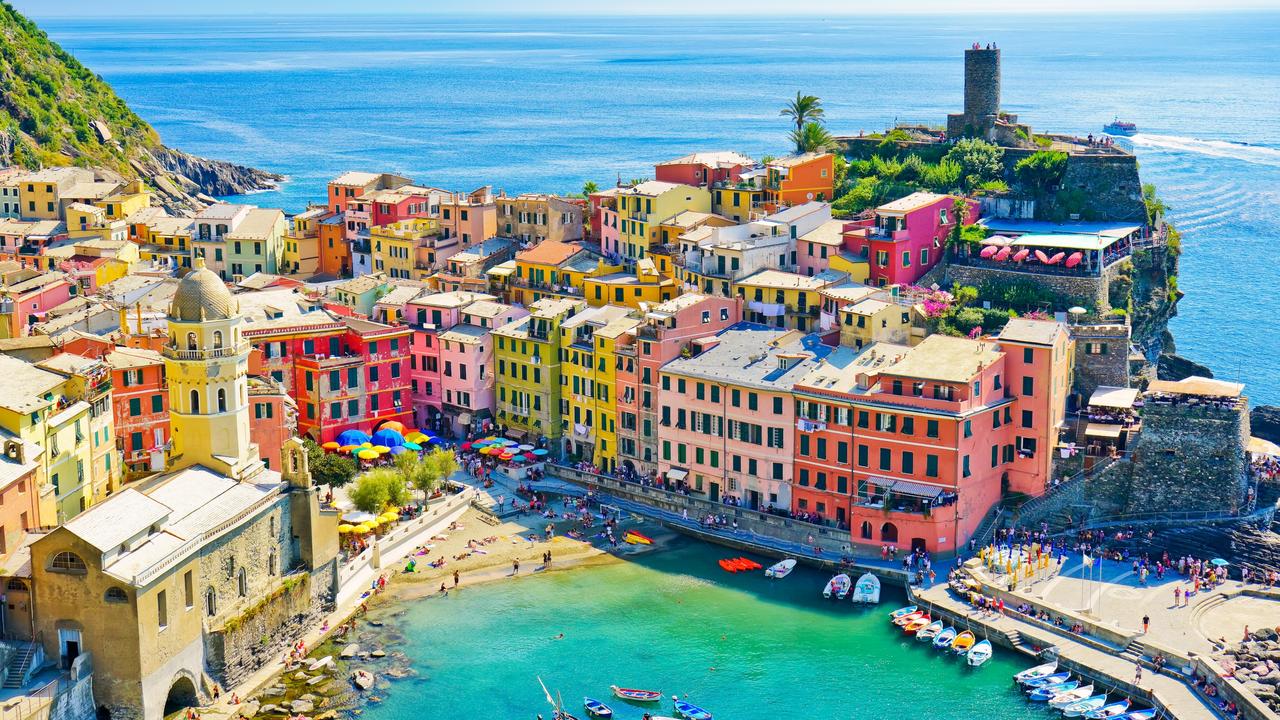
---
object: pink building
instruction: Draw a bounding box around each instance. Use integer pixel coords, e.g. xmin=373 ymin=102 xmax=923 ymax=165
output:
xmin=437 ymin=300 xmax=527 ymax=436
xmin=654 ymin=151 xmax=754 ymax=188
xmin=842 ymin=192 xmax=976 ymax=287
xmin=248 ymin=375 xmax=297 ymax=472
xmin=618 ymin=293 xmax=742 ymax=476
xmin=588 ymin=188 xmax=622 ymax=255
xmin=656 ymin=323 xmax=830 ymax=509
xmin=440 ymin=187 xmax=497 ymax=246
xmin=795 ymin=219 xmax=851 ymax=277
xmin=0 ymin=269 xmax=75 ymax=337
xmin=404 ymin=291 xmax=499 ymax=431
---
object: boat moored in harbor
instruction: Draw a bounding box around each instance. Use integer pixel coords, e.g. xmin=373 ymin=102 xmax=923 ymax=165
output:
xmin=610 ymin=686 xmax=663 ymax=702
xmin=764 ymin=558 xmax=796 ymax=579
xmin=851 ymin=573 xmax=881 ymax=603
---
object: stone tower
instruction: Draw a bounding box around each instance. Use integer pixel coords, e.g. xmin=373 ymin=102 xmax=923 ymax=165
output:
xmin=163 ymin=257 xmax=262 ymax=480
xmin=947 ymin=45 xmax=1011 ymax=139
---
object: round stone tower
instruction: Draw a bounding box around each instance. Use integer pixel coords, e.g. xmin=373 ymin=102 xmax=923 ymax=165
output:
xmin=963 ymin=47 xmax=1000 ymax=121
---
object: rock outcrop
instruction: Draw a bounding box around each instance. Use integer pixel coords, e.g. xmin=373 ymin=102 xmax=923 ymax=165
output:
xmin=153 ymin=146 xmax=282 ymax=198
xmin=1251 ymin=406 xmax=1280 ymax=446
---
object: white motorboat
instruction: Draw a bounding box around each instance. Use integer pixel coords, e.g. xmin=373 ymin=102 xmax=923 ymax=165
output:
xmin=765 ymin=558 xmax=796 ymax=579
xmin=850 ymin=572 xmax=881 ymax=603
xmin=823 ymin=573 xmax=850 ymax=599
xmin=1050 ymin=685 xmax=1095 ymax=709
xmin=966 ymin=639 xmax=993 ymax=666
xmin=1014 ymin=661 xmax=1058 ymax=684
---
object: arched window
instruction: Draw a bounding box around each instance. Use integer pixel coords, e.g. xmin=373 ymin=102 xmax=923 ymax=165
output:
xmin=190 ymin=389 xmax=200 ymax=414
xmin=217 ymin=389 xmax=227 ymax=413
xmin=213 ymin=330 xmax=223 ymax=349
xmin=186 ymin=332 xmax=197 ymax=350
xmin=6 ymin=578 xmax=26 ymax=592
xmin=205 ymin=587 xmax=217 ymax=617
xmin=50 ymin=551 xmax=87 ymax=574
xmin=880 ymin=522 xmax=899 ymax=544
xmin=237 ymin=568 xmax=248 ymax=597
xmin=860 ymin=521 xmax=873 ymax=540
xmin=104 ymin=587 xmax=128 ymax=603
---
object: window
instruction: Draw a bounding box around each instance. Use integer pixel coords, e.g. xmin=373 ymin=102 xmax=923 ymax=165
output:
xmin=962 ymin=455 xmax=971 ymax=478
xmin=1023 ymin=347 xmax=1034 ymax=363
xmin=879 ymin=448 xmax=891 ymax=471
xmin=857 ymin=444 xmax=868 ymax=466
xmin=926 ymin=419 xmax=939 ymax=438
xmin=104 ymin=587 xmax=128 ymax=603
xmin=205 ymin=588 xmax=217 ymax=617
xmin=963 ymin=420 xmax=972 ymax=438
xmin=217 ymin=389 xmax=227 ymax=412
xmin=1022 ymin=377 xmax=1034 ymax=396
xmin=901 ymin=416 xmax=914 ymax=435
xmin=773 ymin=397 xmax=783 ymax=414
xmin=129 ymin=398 xmax=142 ymax=416
xmin=925 ymin=454 xmax=939 ymax=478
xmin=152 ymin=395 xmax=163 ymax=413
xmin=902 ymin=452 xmax=914 ymax=474
xmin=1021 ymin=410 xmax=1033 ymax=428
xmin=184 ymin=570 xmax=194 ymax=609
xmin=237 ymin=568 xmax=248 ymax=597
xmin=51 ymin=552 xmax=88 ymax=575
xmin=157 ymin=590 xmax=168 ymax=629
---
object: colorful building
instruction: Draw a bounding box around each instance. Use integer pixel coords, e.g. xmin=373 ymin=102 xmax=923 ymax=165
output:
xmin=138 ymin=216 xmax=194 ymax=272
xmin=0 ymin=268 xmax=76 ymax=339
xmin=437 ymin=301 xmax=527 ymax=436
xmin=497 ymin=193 xmax=584 ymax=244
xmin=316 ymin=212 xmax=349 ymax=277
xmin=614 ymin=181 xmax=711 ymax=264
xmin=763 ymin=153 xmax=835 ymax=213
xmin=558 ymin=305 xmax=638 ymax=471
xmin=711 ymin=180 xmax=766 ymax=223
xmin=282 ymin=206 xmax=327 ymax=276
xmin=402 ymin=291 xmax=497 ymax=429
xmin=105 ymin=346 xmax=169 ymax=479
xmin=657 ymin=324 xmax=830 ymax=508
xmin=654 ymin=151 xmax=753 ymax=189
xmin=510 ymin=240 xmax=618 ymax=307
xmin=493 ymin=297 xmax=584 ymax=443
xmin=248 ymin=374 xmax=297 ymax=471
xmin=440 ymin=187 xmax=498 ymax=246
xmin=15 ymin=167 xmax=95 ymax=220
xmin=431 ymin=237 xmax=515 ymax=294
xmin=842 ymin=192 xmax=970 ymax=287
xmin=732 ymin=268 xmax=847 ymax=332
xmin=0 ymin=433 xmax=40 ymax=553
xmin=224 ymin=208 xmax=287 ymax=280
xmin=581 ymin=259 xmax=678 ymax=309
xmin=34 ymin=352 xmax=120 ymax=507
xmin=370 ymin=218 xmax=443 ymax=280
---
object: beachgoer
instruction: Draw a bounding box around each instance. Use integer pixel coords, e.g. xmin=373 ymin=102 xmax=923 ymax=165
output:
xmin=453 ymin=569 xmax=460 ymax=587
xmin=1142 ymin=614 xmax=1150 ymax=634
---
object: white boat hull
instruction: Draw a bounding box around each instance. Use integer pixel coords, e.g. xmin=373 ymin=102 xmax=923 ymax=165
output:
xmin=851 ymin=573 xmax=881 ymax=603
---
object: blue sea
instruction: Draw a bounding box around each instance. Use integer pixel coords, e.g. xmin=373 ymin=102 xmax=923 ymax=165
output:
xmin=36 ymin=13 xmax=1280 ymax=403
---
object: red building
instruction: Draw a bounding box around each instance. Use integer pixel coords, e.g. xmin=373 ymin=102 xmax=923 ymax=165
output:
xmin=654 ymin=151 xmax=754 ymax=188
xmin=244 ymin=311 xmax=414 ymax=442
xmin=105 ymin=346 xmax=169 ymax=479
xmin=249 ymin=375 xmax=297 ymax=471
xmin=842 ymin=192 xmax=976 ymax=287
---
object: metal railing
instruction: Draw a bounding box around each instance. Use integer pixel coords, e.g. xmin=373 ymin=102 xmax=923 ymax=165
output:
xmin=161 ymin=342 xmax=250 ymax=361
xmin=132 ymin=486 xmax=283 ymax=585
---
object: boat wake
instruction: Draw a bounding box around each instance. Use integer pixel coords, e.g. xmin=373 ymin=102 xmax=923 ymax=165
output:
xmin=1129 ymin=134 xmax=1280 ymax=168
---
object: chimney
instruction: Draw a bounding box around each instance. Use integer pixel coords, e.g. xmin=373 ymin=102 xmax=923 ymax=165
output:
xmin=4 ymin=439 xmax=24 ymax=464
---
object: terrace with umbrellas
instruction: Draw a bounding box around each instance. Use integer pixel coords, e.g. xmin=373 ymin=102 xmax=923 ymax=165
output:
xmin=323 ymin=421 xmax=447 ymax=540
xmin=950 ymin=219 xmax=1153 ymax=277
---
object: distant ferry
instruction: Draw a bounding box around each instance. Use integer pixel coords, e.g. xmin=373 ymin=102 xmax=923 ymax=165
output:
xmin=1103 ymin=118 xmax=1137 ymax=136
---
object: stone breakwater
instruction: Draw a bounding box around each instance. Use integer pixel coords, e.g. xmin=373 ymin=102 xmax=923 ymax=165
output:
xmin=1215 ymin=625 xmax=1280 ymax=714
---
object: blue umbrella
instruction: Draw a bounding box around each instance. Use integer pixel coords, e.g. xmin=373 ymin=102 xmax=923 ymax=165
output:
xmin=511 ymin=454 xmax=528 ymax=462
xmin=402 ymin=441 xmax=422 ymax=451
xmin=388 ymin=446 xmax=408 ymax=455
xmin=337 ymin=429 xmax=371 ymax=446
xmin=371 ymin=428 xmax=405 ymax=447
xmin=1210 ymin=558 xmax=1230 ymax=567
xmin=532 ymin=448 xmax=549 ymax=456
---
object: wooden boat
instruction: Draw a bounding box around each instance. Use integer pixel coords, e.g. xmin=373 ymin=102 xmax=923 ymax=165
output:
xmin=610 ymin=686 xmax=662 ymax=702
xmin=1118 ymin=711 xmax=1156 ymax=720
xmin=1013 ymin=248 xmax=1030 ymax=262
xmin=1049 ymin=685 xmax=1094 ymax=708
xmin=932 ymin=627 xmax=957 ymax=649
xmin=1024 ymin=671 xmax=1070 ymax=689
xmin=966 ymin=639 xmax=993 ymax=666
xmin=902 ymin=614 xmax=932 ymax=634
xmin=1084 ymin=700 xmax=1130 ymax=719
xmin=623 ymin=531 xmax=653 ymax=545
xmin=823 ymin=573 xmax=850 ymax=599
xmin=553 ymin=712 xmax=581 ymax=720
xmin=1065 ymin=251 xmax=1083 ymax=268
xmin=765 ymin=558 xmax=796 ymax=578
xmin=1062 ymin=695 xmax=1108 ymax=717
xmin=673 ymin=699 xmax=712 ymax=720
xmin=950 ymin=630 xmax=976 ymax=654
xmin=915 ymin=620 xmax=944 ymax=641
xmin=1030 ymin=680 xmax=1080 ymax=701
xmin=888 ymin=605 xmax=917 ymax=620
xmin=892 ymin=610 xmax=924 ymax=627
xmin=1014 ymin=661 xmax=1059 ymax=684
xmin=851 ymin=573 xmax=881 ymax=604
xmin=582 ymin=697 xmax=613 ymax=718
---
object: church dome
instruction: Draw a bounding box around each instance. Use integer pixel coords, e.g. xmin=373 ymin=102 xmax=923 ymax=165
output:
xmin=170 ymin=259 xmax=237 ymax=322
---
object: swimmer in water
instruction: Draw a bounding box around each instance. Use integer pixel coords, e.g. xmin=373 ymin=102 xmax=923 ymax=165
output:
xmin=553 ymin=633 xmax=564 ymax=640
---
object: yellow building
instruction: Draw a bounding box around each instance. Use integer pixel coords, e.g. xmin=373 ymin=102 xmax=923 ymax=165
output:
xmin=0 ymin=354 xmax=97 ymax=525
xmin=493 ymin=297 xmax=584 ymax=442
xmin=558 ymin=305 xmax=636 ymax=471
xmin=581 ymin=258 xmax=677 ymax=309
xmin=15 ymin=167 xmax=95 ymax=220
xmin=711 ymin=182 xmax=765 ymax=223
xmin=95 ymin=180 xmax=152 ymax=220
xmin=510 ymin=240 xmax=619 ymax=307
xmin=282 ymin=206 xmax=325 ymax=276
xmin=141 ymin=216 xmax=195 ymax=271
xmin=732 ymin=269 xmax=847 ymax=333
xmin=35 ymin=353 xmax=120 ymax=504
xmin=837 ymin=296 xmax=916 ymax=350
xmin=370 ymin=217 xmax=441 ymax=280
xmin=615 ymin=181 xmax=711 ymax=263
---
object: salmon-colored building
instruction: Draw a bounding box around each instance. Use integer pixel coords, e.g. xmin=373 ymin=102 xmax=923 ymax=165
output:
xmin=105 ymin=346 xmax=169 ymax=479
xmin=0 ymin=434 xmax=41 ymax=550
xmin=248 ymin=375 xmax=297 ymax=471
xmin=841 ymin=192 xmax=976 ymax=287
xmin=654 ymin=151 xmax=754 ymax=189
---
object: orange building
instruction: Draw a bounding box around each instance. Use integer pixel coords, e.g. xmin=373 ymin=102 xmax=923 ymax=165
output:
xmin=317 ymin=212 xmax=348 ymax=277
xmin=764 ymin=153 xmax=835 ymax=213
xmin=0 ymin=434 xmax=41 ymax=550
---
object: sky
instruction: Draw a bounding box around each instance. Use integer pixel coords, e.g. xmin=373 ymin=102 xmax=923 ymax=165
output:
xmin=15 ymin=0 xmax=1280 ymax=16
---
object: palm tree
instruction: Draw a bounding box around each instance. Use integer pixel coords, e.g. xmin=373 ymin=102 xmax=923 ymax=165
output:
xmin=790 ymin=122 xmax=835 ymax=154
xmin=781 ymin=93 xmax=825 ymax=152
xmin=582 ymin=180 xmax=599 ymax=196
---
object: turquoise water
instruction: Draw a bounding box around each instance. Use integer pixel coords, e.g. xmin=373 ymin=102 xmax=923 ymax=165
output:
xmin=365 ymin=540 xmax=1050 ymax=720
xmin=34 ymin=13 xmax=1280 ymax=403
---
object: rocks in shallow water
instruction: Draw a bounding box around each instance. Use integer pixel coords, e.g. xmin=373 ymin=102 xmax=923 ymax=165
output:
xmin=239 ymin=702 xmax=260 ymax=719
xmin=290 ymin=699 xmax=315 ymax=714
xmin=370 ymin=650 xmax=386 ymax=658
xmin=293 ymin=671 xmax=310 ymax=681
xmin=262 ymin=686 xmax=286 ymax=697
xmin=352 ymin=670 xmax=375 ymax=690
xmin=340 ymin=644 xmax=359 ymax=658
xmin=384 ymin=667 xmax=416 ymax=680
xmin=258 ymin=705 xmax=282 ymax=715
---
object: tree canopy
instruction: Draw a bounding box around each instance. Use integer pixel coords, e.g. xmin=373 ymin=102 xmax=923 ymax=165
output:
xmin=943 ymin=138 xmax=1005 ymax=191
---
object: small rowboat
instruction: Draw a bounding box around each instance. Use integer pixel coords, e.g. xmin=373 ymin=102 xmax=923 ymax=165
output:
xmin=583 ymin=698 xmax=613 ymax=718
xmin=851 ymin=573 xmax=880 ymax=604
xmin=888 ymin=605 xmax=917 ymax=620
xmin=717 ymin=559 xmax=739 ymax=573
xmin=1050 ymin=685 xmax=1094 ymax=708
xmin=1024 ymin=671 xmax=1070 ymax=689
xmin=903 ymin=615 xmax=933 ymax=634
xmin=1119 ymin=711 xmax=1156 ymax=720
xmin=765 ymin=558 xmax=796 ymax=578
xmin=951 ymin=630 xmax=976 ymax=654
xmin=1014 ymin=661 xmax=1058 ymax=684
xmin=893 ymin=610 xmax=924 ymax=627
xmin=966 ymin=639 xmax=993 ymax=666
xmin=673 ymin=699 xmax=712 ymax=720
xmin=554 ymin=712 xmax=581 ymax=720
xmin=1062 ymin=695 xmax=1108 ymax=718
xmin=823 ymin=573 xmax=850 ymax=599
xmin=624 ymin=531 xmax=653 ymax=545
xmin=733 ymin=557 xmax=761 ymax=571
xmin=1084 ymin=700 xmax=1130 ymax=719
xmin=916 ymin=620 xmax=944 ymax=641
xmin=1030 ymin=680 xmax=1080 ymax=701
xmin=610 ymin=686 xmax=662 ymax=702
xmin=932 ymin=627 xmax=957 ymax=649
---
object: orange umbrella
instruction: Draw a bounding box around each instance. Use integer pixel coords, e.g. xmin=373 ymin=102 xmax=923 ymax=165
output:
xmin=321 ymin=441 xmax=340 ymax=451
xmin=379 ymin=420 xmax=407 ymax=434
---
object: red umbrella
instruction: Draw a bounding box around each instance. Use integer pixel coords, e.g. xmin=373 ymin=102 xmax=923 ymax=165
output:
xmin=461 ymin=442 xmax=473 ymax=450
xmin=523 ymin=452 xmax=537 ymax=461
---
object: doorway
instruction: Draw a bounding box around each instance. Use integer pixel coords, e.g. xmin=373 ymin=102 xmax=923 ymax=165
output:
xmin=58 ymin=628 xmax=81 ymax=669
xmin=709 ymin=482 xmax=720 ymax=503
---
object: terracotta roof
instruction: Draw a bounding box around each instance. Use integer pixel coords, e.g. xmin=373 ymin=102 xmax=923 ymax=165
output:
xmin=517 ymin=240 xmax=585 ymax=266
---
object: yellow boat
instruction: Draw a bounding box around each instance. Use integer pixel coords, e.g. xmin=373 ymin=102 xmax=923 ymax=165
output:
xmin=950 ymin=630 xmax=976 ymax=654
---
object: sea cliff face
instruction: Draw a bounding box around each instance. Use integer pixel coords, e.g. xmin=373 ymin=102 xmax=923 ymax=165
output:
xmin=152 ymin=146 xmax=282 ymax=199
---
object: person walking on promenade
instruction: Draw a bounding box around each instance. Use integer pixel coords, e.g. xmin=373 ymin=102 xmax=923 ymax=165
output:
xmin=1134 ymin=666 xmax=1142 ymax=686
xmin=1142 ymin=614 xmax=1150 ymax=634
xmin=513 ymin=558 xmax=520 ymax=575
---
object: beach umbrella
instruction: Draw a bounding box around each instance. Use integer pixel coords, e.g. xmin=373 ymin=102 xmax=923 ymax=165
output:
xmin=373 ymin=445 xmax=391 ymax=454
xmin=338 ymin=524 xmax=354 ymax=534
xmin=338 ymin=445 xmax=357 ymax=454
xmin=1210 ymin=558 xmax=1230 ymax=567
xmin=403 ymin=441 xmax=422 ymax=451
xmin=357 ymin=449 xmax=379 ymax=461
xmin=501 ymin=439 xmax=518 ymax=446
xmin=533 ymin=448 xmax=549 ymax=457
xmin=389 ymin=446 xmax=408 ymax=455
xmin=518 ymin=444 xmax=534 ymax=451
xmin=523 ymin=452 xmax=537 ymax=461
xmin=511 ymin=454 xmax=528 ymax=463
xmin=321 ymin=441 xmax=340 ymax=451
xmin=405 ymin=431 xmax=428 ymax=444
xmin=337 ymin=429 xmax=371 ymax=446
xmin=461 ymin=442 xmax=473 ymax=450
xmin=378 ymin=420 xmax=407 ymax=434
xmin=359 ymin=442 xmax=373 ymax=449
xmin=355 ymin=523 xmax=373 ymax=534
xmin=371 ymin=428 xmax=405 ymax=447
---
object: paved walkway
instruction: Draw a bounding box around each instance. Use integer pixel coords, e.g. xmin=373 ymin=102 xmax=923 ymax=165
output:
xmin=915 ymin=581 xmax=1222 ymax=720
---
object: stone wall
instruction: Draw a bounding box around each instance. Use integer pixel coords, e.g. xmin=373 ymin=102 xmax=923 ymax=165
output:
xmin=1061 ymin=153 xmax=1146 ymax=223
xmin=204 ymin=572 xmax=318 ymax=688
xmin=1069 ymin=321 xmax=1132 ymax=395
xmin=945 ymin=261 xmax=1116 ymax=309
xmin=1125 ymin=400 xmax=1251 ymax=514
xmin=1083 ymin=457 xmax=1137 ymax=516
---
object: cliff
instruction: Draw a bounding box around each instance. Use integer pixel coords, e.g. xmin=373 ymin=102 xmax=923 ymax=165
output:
xmin=0 ymin=2 xmax=279 ymax=213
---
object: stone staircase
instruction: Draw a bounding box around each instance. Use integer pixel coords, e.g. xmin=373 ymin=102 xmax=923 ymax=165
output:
xmin=3 ymin=642 xmax=38 ymax=689
xmin=1120 ymin=638 xmax=1148 ymax=664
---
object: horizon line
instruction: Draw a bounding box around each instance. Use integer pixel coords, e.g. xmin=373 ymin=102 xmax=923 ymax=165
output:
xmin=26 ymin=7 xmax=1280 ymax=19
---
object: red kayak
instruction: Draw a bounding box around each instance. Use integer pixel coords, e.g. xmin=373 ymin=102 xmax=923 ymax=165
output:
xmin=718 ymin=559 xmax=739 ymax=573
xmin=610 ymin=686 xmax=662 ymax=702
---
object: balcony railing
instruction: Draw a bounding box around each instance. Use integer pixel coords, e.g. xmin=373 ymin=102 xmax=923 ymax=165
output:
xmin=161 ymin=342 xmax=250 ymax=361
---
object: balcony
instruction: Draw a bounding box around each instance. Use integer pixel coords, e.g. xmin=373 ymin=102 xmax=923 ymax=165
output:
xmin=162 ymin=342 xmax=250 ymax=361
xmin=795 ymin=418 xmax=827 ymax=433
xmin=303 ymin=353 xmax=363 ymax=369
